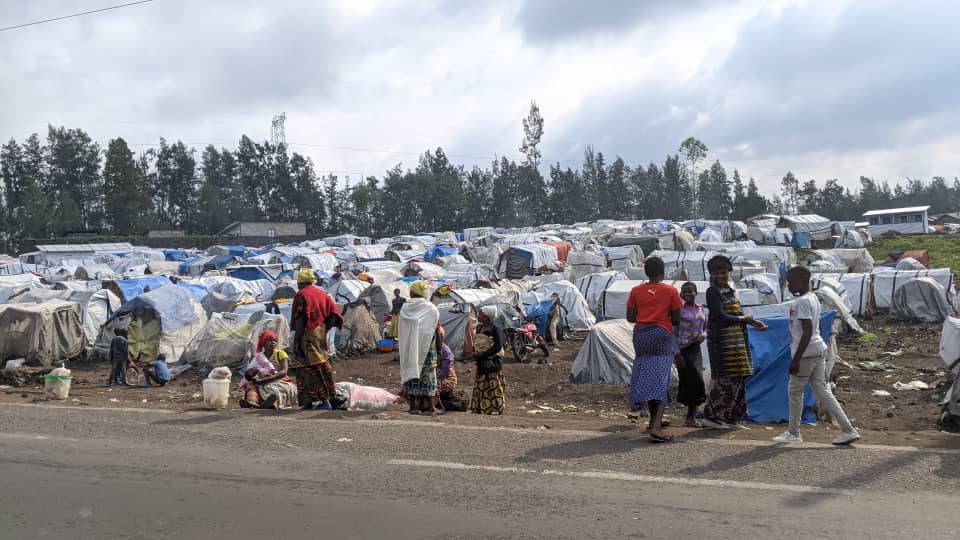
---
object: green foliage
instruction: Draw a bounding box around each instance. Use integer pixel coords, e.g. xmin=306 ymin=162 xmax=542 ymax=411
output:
xmin=869 ymin=234 xmax=960 ymax=281
xmin=860 ymin=332 xmax=878 ymax=343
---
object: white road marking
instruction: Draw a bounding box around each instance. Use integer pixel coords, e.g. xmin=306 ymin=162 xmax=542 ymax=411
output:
xmin=0 ymin=432 xmax=79 ymax=442
xmin=388 ymin=458 xmax=854 ymax=495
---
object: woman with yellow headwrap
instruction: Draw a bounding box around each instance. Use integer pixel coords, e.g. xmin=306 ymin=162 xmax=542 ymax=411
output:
xmin=290 ymin=268 xmax=343 ymax=410
xmin=398 ymin=280 xmax=444 ymax=415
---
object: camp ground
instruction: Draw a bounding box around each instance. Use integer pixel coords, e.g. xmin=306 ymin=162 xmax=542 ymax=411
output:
xmin=0 ymin=214 xmax=957 ymax=434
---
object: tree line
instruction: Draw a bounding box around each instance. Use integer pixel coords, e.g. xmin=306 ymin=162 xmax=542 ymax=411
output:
xmin=1 ymin=104 xmax=958 ymax=252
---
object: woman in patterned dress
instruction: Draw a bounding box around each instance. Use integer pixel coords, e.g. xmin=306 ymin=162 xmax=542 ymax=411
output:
xmin=701 ymin=255 xmax=768 ymax=429
xmin=626 ymin=257 xmax=683 ymax=443
xmin=471 ymin=306 xmax=506 ymax=415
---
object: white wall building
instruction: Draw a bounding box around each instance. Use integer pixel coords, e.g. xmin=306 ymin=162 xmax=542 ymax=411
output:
xmin=863 ymin=206 xmax=930 ymax=235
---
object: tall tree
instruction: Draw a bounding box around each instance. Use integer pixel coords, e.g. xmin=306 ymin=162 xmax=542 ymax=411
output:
xmin=799 ymin=179 xmax=818 ymax=213
xmin=679 ymin=137 xmax=708 ymax=214
xmin=780 ymin=172 xmax=800 ymax=215
xmin=519 ymin=100 xmax=544 ymax=168
xmin=103 ymin=138 xmax=152 ymax=234
xmin=700 ymin=160 xmax=733 ymax=219
xmin=46 ymin=126 xmax=101 ymax=229
xmin=662 ymin=155 xmax=688 ymax=220
xmin=463 ymin=166 xmax=494 ymax=226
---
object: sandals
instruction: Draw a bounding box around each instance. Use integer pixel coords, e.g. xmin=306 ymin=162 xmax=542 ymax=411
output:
xmin=649 ymin=433 xmax=675 ymax=443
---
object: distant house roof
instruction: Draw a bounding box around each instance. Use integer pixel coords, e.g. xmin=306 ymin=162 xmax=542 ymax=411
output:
xmin=862 ymin=206 xmax=930 ymax=217
xmin=780 ymin=214 xmax=830 ymax=224
xmin=36 ymin=242 xmax=134 ymax=253
xmin=216 ymin=221 xmax=305 ymax=236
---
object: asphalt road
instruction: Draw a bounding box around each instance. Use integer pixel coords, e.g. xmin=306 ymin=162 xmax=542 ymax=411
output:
xmin=1 ymin=404 xmax=958 ymax=539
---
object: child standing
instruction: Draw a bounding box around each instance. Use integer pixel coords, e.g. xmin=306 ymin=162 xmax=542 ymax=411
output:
xmin=105 ymin=328 xmax=129 ymax=387
xmin=675 ymin=282 xmax=707 ymax=427
xmin=773 ymin=265 xmax=861 ymax=445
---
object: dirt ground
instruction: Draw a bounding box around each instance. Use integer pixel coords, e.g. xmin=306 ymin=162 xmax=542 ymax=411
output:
xmin=1 ymin=316 xmax=956 ymax=442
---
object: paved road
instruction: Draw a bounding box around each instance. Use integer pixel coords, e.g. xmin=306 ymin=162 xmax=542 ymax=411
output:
xmin=1 ymin=404 xmax=958 ymax=539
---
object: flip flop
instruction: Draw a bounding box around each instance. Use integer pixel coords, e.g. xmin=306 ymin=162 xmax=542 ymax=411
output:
xmin=649 ymin=433 xmax=674 ymax=443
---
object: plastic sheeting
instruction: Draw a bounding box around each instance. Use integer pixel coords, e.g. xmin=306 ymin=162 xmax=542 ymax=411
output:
xmin=197 ymin=276 xmax=275 ymax=302
xmin=567 ymin=251 xmax=606 ymax=282
xmin=745 ymin=312 xmax=835 ymax=424
xmin=576 ymin=271 xmax=626 ymax=315
xmin=891 ymin=277 xmax=953 ymax=323
xmin=736 ymin=273 xmax=781 ymax=305
xmin=180 ymin=312 xmax=290 ymax=370
xmin=326 ymin=280 xmax=370 ymax=304
xmin=404 ymin=261 xmax=446 ymax=279
xmin=872 ymin=268 xmax=954 ymax=310
xmin=604 ymin=246 xmax=644 ymax=272
xmin=938 ymin=317 xmax=960 ymax=376
xmin=811 ymin=273 xmax=872 ymax=316
xmin=439 ymin=305 xmax=476 ymax=358
xmin=340 ymin=303 xmax=381 ymax=354
xmin=359 ymin=282 xmax=410 ymax=323
xmin=895 ymin=257 xmax=926 ymax=270
xmin=293 ymin=253 xmax=339 ymax=271
xmin=568 ymin=319 xmax=634 ymax=384
xmin=536 ymin=280 xmax=596 ymax=331
xmin=0 ymin=300 xmax=86 ymax=366
xmin=107 ymin=275 xmax=174 ymax=303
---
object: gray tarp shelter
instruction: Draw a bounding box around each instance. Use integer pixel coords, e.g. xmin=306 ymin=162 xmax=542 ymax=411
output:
xmin=0 ymin=300 xmax=86 ymax=366
xmin=568 ymin=319 xmax=634 ymax=384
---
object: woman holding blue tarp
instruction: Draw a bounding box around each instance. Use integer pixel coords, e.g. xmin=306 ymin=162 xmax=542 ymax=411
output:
xmin=701 ymin=255 xmax=768 ymax=430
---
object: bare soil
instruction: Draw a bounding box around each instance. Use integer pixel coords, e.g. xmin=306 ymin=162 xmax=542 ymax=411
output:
xmin=1 ymin=316 xmax=955 ymax=444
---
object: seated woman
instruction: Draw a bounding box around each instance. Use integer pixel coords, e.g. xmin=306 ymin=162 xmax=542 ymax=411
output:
xmin=239 ymin=331 xmax=298 ymax=410
xmin=437 ymin=342 xmax=462 ymax=410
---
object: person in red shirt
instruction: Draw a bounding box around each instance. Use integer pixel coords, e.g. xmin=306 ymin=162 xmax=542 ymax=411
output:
xmin=626 ymin=256 xmax=683 ymax=442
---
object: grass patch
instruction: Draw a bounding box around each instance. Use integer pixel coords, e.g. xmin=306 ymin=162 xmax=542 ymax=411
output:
xmin=860 ymin=331 xmax=878 ymax=343
xmin=868 ymin=234 xmax=960 ymax=279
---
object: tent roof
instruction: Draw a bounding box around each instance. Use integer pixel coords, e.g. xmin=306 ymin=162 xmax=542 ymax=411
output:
xmin=863 ymin=206 xmax=931 ymax=217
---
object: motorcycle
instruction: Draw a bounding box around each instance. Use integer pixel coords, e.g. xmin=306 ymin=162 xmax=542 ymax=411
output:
xmin=505 ymin=315 xmax=550 ymax=364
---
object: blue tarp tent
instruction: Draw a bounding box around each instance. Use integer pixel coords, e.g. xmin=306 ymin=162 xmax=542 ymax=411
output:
xmin=790 ymin=231 xmax=811 ymax=249
xmin=176 ymin=282 xmax=209 ymax=303
xmin=746 ymin=311 xmax=836 ymax=424
xmin=522 ymin=297 xmax=554 ymax=336
xmin=227 ymin=264 xmax=293 ymax=281
xmin=112 ymin=276 xmax=174 ymax=303
xmin=424 ymin=245 xmax=458 ymax=262
xmin=163 ymin=249 xmax=190 ymax=262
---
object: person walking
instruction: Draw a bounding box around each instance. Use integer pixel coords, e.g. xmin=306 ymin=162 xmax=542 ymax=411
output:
xmin=290 ymin=268 xmax=343 ymax=410
xmin=773 ymin=265 xmax=861 ymax=445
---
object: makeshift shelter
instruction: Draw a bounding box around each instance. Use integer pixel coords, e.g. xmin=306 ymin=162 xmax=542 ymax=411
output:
xmin=780 ymin=215 xmax=833 ymax=241
xmin=567 ymin=250 xmax=606 ymax=282
xmin=200 ymin=289 xmax=256 ymax=317
xmin=439 ymin=304 xmax=477 ymax=358
xmin=358 ymin=282 xmax=410 ymax=324
xmin=535 ymin=280 xmax=596 ymax=331
xmin=568 ymin=319 xmax=634 ymax=384
xmin=498 ymin=245 xmax=559 ymax=279
xmin=403 ymin=261 xmax=446 ymax=279
xmin=74 ymin=264 xmax=118 ymax=280
xmin=180 ymin=312 xmax=289 ymax=370
xmin=96 ymin=285 xmax=207 ymax=363
xmin=937 ymin=317 xmax=960 ymax=430
xmin=326 ymin=279 xmax=369 ymax=304
xmin=292 ymin=253 xmax=339 ymax=272
xmin=872 ymin=268 xmax=954 ymax=310
xmin=197 ymin=276 xmax=275 ymax=302
xmin=895 ymin=257 xmax=926 ymax=271
xmin=805 ymin=248 xmax=874 ymax=273
xmin=104 ymin=275 xmax=174 ymax=303
xmin=576 ymin=271 xmax=626 ymax=315
xmin=10 ymin=288 xmax=122 ymax=347
xmin=432 ymin=287 xmax=516 ymax=309
xmin=338 ymin=302 xmax=381 ymax=355
xmin=884 ymin=250 xmax=931 ymax=268
xmin=811 ymin=273 xmax=873 ymax=316
xmin=604 ymin=246 xmax=643 ymax=272
xmin=443 ymin=263 xmax=498 ymax=287
xmin=435 ymin=254 xmax=470 ymax=268
xmin=0 ymin=298 xmax=85 ymax=367
xmin=891 ymin=277 xmax=953 ymax=323
xmin=735 ymin=273 xmax=782 ymax=305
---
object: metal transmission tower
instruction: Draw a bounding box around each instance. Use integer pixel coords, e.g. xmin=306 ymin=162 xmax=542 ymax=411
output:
xmin=271 ymin=113 xmax=287 ymax=146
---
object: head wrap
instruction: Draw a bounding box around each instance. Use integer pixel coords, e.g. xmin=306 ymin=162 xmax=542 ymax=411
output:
xmin=296 ymin=268 xmax=317 ymax=284
xmin=480 ymin=305 xmax=499 ymax=320
xmin=358 ymin=272 xmax=372 ymax=283
xmin=707 ymin=255 xmax=733 ymax=274
xmin=410 ymin=280 xmax=429 ymax=298
xmin=257 ymin=330 xmax=277 ymax=353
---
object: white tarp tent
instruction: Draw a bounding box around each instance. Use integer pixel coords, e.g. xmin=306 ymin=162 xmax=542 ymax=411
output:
xmin=568 ymin=319 xmax=634 ymax=384
xmin=567 ymin=251 xmax=606 ymax=281
xmin=811 ymin=273 xmax=873 ymax=316
xmin=872 ymin=268 xmax=954 ymax=310
xmin=535 ymin=280 xmax=596 ymax=331
xmin=891 ymin=277 xmax=953 ymax=323
xmin=0 ymin=300 xmax=86 ymax=366
xmin=326 ymin=279 xmax=370 ymax=304
xmin=576 ymin=271 xmax=626 ymax=315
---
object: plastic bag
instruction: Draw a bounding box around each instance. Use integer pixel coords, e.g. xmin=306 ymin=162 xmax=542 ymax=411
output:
xmin=44 ymin=366 xmax=72 ymax=400
xmin=348 ymin=385 xmax=400 ymax=411
xmin=208 ymin=366 xmax=232 ymax=380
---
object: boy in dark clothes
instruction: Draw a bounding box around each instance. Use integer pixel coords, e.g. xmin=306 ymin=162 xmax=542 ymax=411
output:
xmin=105 ymin=328 xmax=129 ymax=386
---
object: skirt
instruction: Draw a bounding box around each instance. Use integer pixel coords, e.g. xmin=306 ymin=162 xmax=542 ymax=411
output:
xmin=471 ymin=371 xmax=505 ymax=415
xmin=703 ymin=375 xmax=748 ymax=422
xmin=292 ymin=362 xmax=336 ymax=407
xmin=259 ymin=380 xmax=298 ymax=409
xmin=404 ymin=354 xmax=437 ymax=397
xmin=629 ymin=326 xmax=675 ymax=410
xmin=438 ymin=364 xmax=458 ymax=396
xmin=677 ymin=344 xmax=706 ymax=407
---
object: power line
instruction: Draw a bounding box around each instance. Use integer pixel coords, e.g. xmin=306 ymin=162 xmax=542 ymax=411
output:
xmin=0 ymin=0 xmax=155 ymax=32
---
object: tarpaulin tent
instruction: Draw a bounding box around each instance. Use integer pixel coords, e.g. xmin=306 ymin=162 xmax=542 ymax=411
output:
xmin=0 ymin=300 xmax=86 ymax=366
xmin=568 ymin=319 xmax=634 ymax=384
xmin=439 ymin=304 xmax=476 ymax=359
xmin=535 ymin=280 xmax=596 ymax=331
xmin=872 ymin=268 xmax=954 ymax=310
xmin=201 ymin=289 xmax=256 ymax=317
xmin=602 ymin=280 xmax=760 ymax=320
xmin=292 ymin=253 xmax=339 ymax=272
xmin=498 ymin=244 xmax=559 ymax=279
xmin=576 ymin=271 xmax=626 ymax=315
xmin=196 ymin=276 xmax=275 ymax=302
xmin=176 ymin=282 xmax=210 ymax=303
xmin=339 ymin=302 xmax=381 ymax=355
xmin=745 ymin=312 xmax=835 ymax=424
xmin=97 ymin=285 xmax=207 ymax=363
xmin=180 ymin=311 xmax=289 ymax=370
xmin=810 ymin=272 xmax=873 ymax=316
xmin=442 ymin=263 xmax=499 ymax=287
xmin=10 ymin=288 xmax=122 ymax=347
xmin=403 ymin=261 xmax=446 ymax=279
xmin=359 ymin=282 xmax=410 ymax=324
xmin=884 ymin=250 xmax=930 ymax=268
xmin=163 ymin=249 xmax=190 ymax=261
xmin=326 ymin=279 xmax=369 ymax=304
xmin=227 ymin=264 xmax=293 ymax=282
xmin=604 ymin=246 xmax=644 ymax=272
xmin=567 ymin=250 xmax=606 ymax=282
xmin=891 ymin=277 xmax=953 ymax=323
xmin=424 ymin=245 xmax=459 ymax=262
xmin=104 ymin=275 xmax=174 ymax=303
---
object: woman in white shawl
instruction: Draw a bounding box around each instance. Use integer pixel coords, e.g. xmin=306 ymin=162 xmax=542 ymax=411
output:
xmin=398 ymin=280 xmax=444 ymax=415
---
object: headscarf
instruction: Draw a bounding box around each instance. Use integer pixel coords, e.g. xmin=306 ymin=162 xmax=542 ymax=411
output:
xmin=707 ymin=255 xmax=733 ymax=274
xmin=480 ymin=305 xmax=499 ymax=320
xmin=410 ymin=280 xmax=429 ymax=298
xmin=257 ymin=330 xmax=277 ymax=353
xmin=296 ymin=268 xmax=317 ymax=284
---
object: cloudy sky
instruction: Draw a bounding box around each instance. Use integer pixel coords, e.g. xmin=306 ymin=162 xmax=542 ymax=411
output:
xmin=2 ymin=0 xmax=958 ymax=194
